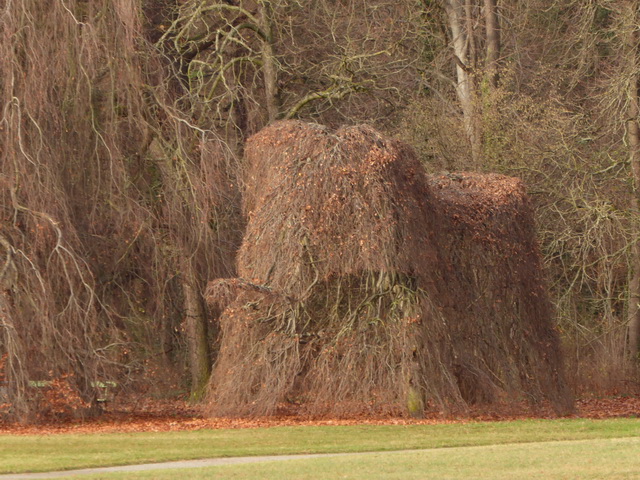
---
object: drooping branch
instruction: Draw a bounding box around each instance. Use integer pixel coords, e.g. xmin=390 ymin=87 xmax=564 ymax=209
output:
xmin=284 ymin=83 xmax=363 ymax=120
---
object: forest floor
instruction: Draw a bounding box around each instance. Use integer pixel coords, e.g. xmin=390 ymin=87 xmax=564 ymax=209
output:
xmin=1 ymin=393 xmax=638 ymax=435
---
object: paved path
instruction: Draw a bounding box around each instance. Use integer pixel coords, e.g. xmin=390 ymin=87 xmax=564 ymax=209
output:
xmin=0 ymin=450 xmax=425 ymax=479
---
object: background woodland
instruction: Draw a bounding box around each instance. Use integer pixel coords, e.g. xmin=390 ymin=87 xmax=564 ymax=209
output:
xmin=1 ymin=0 xmax=639 ymax=420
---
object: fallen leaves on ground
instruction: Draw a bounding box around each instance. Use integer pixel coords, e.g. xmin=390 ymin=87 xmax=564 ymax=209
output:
xmin=0 ymin=394 xmax=637 ymax=436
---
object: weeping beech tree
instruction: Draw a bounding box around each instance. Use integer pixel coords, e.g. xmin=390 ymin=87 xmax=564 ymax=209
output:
xmin=404 ymin=0 xmax=640 ymax=388
xmin=205 ymin=120 xmax=573 ymax=417
xmin=3 ymin=0 xmax=634 ymax=422
xmin=0 ymin=0 xmax=242 ymax=419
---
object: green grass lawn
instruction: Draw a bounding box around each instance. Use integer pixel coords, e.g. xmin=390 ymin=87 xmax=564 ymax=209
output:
xmin=0 ymin=418 xmax=638 ymax=476
xmin=78 ymin=436 xmax=640 ymax=480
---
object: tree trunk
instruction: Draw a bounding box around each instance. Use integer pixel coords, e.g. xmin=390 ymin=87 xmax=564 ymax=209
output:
xmin=147 ymin=137 xmax=214 ymax=400
xmin=464 ymin=0 xmax=477 ymax=70
xmin=443 ymin=0 xmax=482 ymax=165
xmin=626 ymin=3 xmax=640 ymax=359
xmin=259 ymin=0 xmax=279 ymax=122
xmin=182 ymin=260 xmax=212 ymax=401
xmin=483 ymin=0 xmax=500 ymax=88
xmin=628 ymin=249 xmax=640 ymax=358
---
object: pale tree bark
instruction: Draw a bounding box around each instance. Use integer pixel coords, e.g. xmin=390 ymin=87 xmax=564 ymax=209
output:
xmin=464 ymin=0 xmax=477 ymax=70
xmin=259 ymin=0 xmax=279 ymax=122
xmin=625 ymin=0 xmax=640 ymax=359
xmin=443 ymin=0 xmax=482 ymax=164
xmin=483 ymin=0 xmax=500 ymax=88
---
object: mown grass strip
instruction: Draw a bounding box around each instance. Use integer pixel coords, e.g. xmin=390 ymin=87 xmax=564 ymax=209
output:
xmin=0 ymin=418 xmax=638 ymax=474
xmin=76 ymin=437 xmax=640 ymax=480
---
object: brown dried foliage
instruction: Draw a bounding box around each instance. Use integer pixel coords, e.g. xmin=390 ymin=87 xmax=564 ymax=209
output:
xmin=0 ymin=0 xmax=242 ymax=421
xmin=206 ymin=121 xmax=573 ymax=417
xmin=428 ymin=173 xmax=572 ymax=410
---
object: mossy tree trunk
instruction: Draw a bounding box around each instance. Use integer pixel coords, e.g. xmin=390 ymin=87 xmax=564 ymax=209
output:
xmin=182 ymin=260 xmax=212 ymax=401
